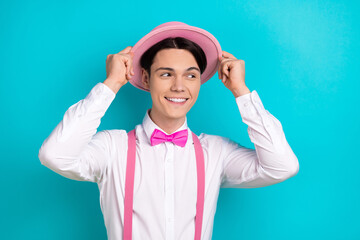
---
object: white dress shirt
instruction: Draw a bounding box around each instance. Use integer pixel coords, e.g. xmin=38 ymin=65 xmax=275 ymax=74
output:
xmin=38 ymin=82 xmax=299 ymax=240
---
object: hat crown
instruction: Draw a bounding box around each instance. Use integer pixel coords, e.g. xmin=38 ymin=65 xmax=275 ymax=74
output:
xmin=151 ymin=21 xmax=188 ymax=32
xmin=130 ymin=21 xmax=221 ymax=92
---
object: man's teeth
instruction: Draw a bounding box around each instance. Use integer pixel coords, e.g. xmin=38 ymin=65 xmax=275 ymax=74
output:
xmin=165 ymin=97 xmax=187 ymax=103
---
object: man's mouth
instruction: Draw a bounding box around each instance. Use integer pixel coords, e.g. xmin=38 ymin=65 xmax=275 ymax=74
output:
xmin=164 ymin=97 xmax=189 ymax=104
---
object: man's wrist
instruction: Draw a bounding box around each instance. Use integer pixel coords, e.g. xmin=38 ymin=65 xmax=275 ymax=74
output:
xmin=231 ymin=86 xmax=250 ymax=98
xmin=103 ymin=79 xmax=123 ymax=94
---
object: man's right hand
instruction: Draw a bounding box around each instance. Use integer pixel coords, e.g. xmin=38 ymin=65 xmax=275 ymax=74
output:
xmin=103 ymin=46 xmax=135 ymax=94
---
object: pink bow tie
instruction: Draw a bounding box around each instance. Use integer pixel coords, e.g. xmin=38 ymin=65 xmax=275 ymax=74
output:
xmin=150 ymin=128 xmax=188 ymax=147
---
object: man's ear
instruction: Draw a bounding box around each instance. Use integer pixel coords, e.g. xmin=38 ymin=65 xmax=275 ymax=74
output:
xmin=141 ymin=68 xmax=150 ymax=90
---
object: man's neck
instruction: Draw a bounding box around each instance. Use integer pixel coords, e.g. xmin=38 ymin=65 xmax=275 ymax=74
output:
xmin=149 ymin=109 xmax=186 ymax=135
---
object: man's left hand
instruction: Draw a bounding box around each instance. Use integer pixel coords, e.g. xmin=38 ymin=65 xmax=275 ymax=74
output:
xmin=218 ymin=50 xmax=250 ymax=97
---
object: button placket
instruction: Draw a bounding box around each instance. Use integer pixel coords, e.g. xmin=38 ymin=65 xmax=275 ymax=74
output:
xmin=164 ymin=142 xmax=175 ymax=239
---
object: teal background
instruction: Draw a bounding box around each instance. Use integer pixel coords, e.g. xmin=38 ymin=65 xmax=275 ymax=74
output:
xmin=1 ymin=0 xmax=359 ymax=239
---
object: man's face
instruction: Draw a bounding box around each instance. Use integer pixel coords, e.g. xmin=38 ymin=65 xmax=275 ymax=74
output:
xmin=141 ymin=48 xmax=201 ymax=121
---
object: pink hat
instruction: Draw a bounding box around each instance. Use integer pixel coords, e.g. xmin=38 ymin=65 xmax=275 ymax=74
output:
xmin=129 ymin=21 xmax=222 ymax=92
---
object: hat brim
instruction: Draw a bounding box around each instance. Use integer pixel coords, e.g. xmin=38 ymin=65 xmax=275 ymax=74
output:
xmin=129 ymin=24 xmax=222 ymax=92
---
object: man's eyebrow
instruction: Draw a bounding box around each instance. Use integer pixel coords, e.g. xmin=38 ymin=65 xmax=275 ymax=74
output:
xmin=155 ymin=67 xmax=200 ymax=73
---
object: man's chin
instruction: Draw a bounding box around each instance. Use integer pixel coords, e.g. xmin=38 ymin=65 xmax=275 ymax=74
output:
xmin=164 ymin=111 xmax=187 ymax=120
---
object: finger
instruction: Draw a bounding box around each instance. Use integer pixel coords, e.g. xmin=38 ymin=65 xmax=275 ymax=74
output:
xmin=126 ymin=69 xmax=132 ymax=80
xmin=222 ymin=72 xmax=227 ymax=83
xmin=123 ymin=57 xmax=132 ymax=79
xmin=126 ymin=73 xmax=132 ymax=80
xmin=218 ymin=55 xmax=224 ymax=80
xmin=218 ymin=61 xmax=222 ymax=79
xmin=221 ymin=62 xmax=230 ymax=79
xmin=123 ymin=54 xmax=134 ymax=76
xmin=222 ymin=50 xmax=234 ymax=58
xmin=222 ymin=50 xmax=236 ymax=59
xmin=122 ymin=53 xmax=135 ymax=76
xmin=218 ymin=57 xmax=229 ymax=80
xmin=220 ymin=64 xmax=227 ymax=83
xmin=119 ymin=46 xmax=133 ymax=54
xmin=129 ymin=58 xmax=134 ymax=75
xmin=124 ymin=46 xmax=133 ymax=53
xmin=129 ymin=51 xmax=135 ymax=76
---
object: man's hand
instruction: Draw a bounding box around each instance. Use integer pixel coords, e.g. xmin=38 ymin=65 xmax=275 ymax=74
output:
xmin=218 ymin=50 xmax=250 ymax=97
xmin=103 ymin=46 xmax=135 ymax=94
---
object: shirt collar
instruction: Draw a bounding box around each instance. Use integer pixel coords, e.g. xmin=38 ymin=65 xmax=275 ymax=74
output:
xmin=141 ymin=108 xmax=191 ymax=147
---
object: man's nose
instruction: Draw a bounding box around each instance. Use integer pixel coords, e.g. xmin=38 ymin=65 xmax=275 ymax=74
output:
xmin=170 ymin=76 xmax=185 ymax=91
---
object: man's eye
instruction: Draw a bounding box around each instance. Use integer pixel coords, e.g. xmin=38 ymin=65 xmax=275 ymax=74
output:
xmin=160 ymin=73 xmax=196 ymax=78
xmin=161 ymin=73 xmax=171 ymax=77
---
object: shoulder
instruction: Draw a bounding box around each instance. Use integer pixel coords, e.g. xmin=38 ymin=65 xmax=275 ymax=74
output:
xmin=95 ymin=123 xmax=144 ymax=143
xmin=197 ymin=132 xmax=244 ymax=149
xmin=195 ymin=132 xmax=244 ymax=162
xmin=93 ymin=129 xmax=129 ymax=144
xmin=96 ymin=129 xmax=127 ymax=137
xmin=197 ymin=132 xmax=232 ymax=147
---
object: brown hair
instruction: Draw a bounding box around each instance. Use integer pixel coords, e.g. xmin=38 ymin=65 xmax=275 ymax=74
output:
xmin=140 ymin=37 xmax=207 ymax=79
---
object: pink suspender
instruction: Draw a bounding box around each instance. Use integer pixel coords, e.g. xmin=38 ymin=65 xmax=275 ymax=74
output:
xmin=123 ymin=129 xmax=137 ymax=240
xmin=123 ymin=129 xmax=205 ymax=240
xmin=192 ymin=130 xmax=205 ymax=240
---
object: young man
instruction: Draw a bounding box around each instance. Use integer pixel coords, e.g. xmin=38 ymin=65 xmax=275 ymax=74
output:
xmin=38 ymin=22 xmax=299 ymax=240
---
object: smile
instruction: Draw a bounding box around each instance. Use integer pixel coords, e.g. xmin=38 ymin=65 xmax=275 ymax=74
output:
xmin=165 ymin=97 xmax=189 ymax=105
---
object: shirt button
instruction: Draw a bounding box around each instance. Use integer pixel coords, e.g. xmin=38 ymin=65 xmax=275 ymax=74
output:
xmin=95 ymin=87 xmax=102 ymax=94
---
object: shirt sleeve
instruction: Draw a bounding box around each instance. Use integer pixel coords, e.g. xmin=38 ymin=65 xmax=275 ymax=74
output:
xmin=220 ymin=90 xmax=299 ymax=188
xmin=38 ymin=82 xmax=117 ymax=183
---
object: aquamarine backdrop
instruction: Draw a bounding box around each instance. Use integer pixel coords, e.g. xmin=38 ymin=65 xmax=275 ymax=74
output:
xmin=1 ymin=0 xmax=359 ymax=239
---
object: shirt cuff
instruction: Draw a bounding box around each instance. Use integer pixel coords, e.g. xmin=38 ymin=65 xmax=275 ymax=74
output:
xmin=235 ymin=90 xmax=267 ymax=118
xmin=85 ymin=82 xmax=116 ymax=109
xmin=235 ymin=91 xmax=251 ymax=103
